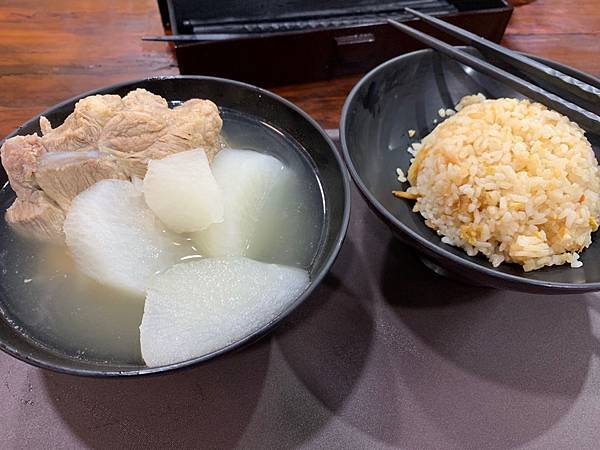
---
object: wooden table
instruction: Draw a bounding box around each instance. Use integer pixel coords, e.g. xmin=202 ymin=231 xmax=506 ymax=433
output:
xmin=2 ymin=2 xmax=600 ymax=449
xmin=0 ymin=0 xmax=598 ymax=137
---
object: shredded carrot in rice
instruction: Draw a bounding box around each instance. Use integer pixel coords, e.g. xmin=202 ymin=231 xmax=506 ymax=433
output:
xmin=392 ymin=191 xmax=418 ymax=200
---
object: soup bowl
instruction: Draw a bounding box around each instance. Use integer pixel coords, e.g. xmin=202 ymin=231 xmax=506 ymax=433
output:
xmin=340 ymin=47 xmax=600 ymax=294
xmin=0 ymin=76 xmax=350 ymax=376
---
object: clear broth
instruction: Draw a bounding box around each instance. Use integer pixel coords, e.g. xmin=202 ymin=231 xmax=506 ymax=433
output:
xmin=0 ymin=108 xmax=325 ymax=365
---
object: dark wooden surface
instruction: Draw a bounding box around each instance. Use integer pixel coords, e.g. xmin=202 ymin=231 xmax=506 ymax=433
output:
xmin=0 ymin=0 xmax=598 ymax=134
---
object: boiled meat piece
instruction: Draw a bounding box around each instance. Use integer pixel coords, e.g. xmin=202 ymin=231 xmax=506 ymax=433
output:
xmin=1 ymin=137 xmax=127 ymax=240
xmin=168 ymin=99 xmax=223 ymax=161
xmin=5 ymin=191 xmax=65 ymax=242
xmin=39 ymin=89 xmax=167 ymax=153
xmin=1 ymin=88 xmax=223 ymax=241
xmin=36 ymin=150 xmax=127 ymax=210
xmin=39 ymin=116 xmax=52 ymax=135
xmin=97 ymin=110 xmax=169 ymax=177
xmin=0 ymin=134 xmax=46 ymax=200
xmin=122 ymin=89 xmax=169 ymax=114
xmin=40 ymin=94 xmax=124 ymax=151
xmin=99 ymin=98 xmax=222 ymax=177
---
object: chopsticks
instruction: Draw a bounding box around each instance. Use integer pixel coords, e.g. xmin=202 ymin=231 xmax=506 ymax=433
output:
xmin=143 ymin=32 xmax=287 ymax=43
xmin=388 ymin=13 xmax=600 ymax=134
xmin=404 ymin=8 xmax=600 ymax=110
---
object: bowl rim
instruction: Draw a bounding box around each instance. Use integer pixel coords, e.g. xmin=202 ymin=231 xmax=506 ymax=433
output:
xmin=340 ymin=47 xmax=600 ymax=293
xmin=0 ymin=75 xmax=351 ymax=377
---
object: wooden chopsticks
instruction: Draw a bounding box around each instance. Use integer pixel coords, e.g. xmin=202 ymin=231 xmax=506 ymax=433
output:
xmin=388 ymin=10 xmax=600 ymax=134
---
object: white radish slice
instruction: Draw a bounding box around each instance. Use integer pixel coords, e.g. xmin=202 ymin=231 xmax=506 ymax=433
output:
xmin=64 ymin=179 xmax=184 ymax=296
xmin=143 ymin=149 xmax=224 ymax=233
xmin=192 ymin=148 xmax=289 ymax=257
xmin=140 ymin=257 xmax=310 ymax=367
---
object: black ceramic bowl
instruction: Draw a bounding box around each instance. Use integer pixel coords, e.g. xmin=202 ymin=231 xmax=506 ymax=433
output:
xmin=341 ymin=48 xmax=600 ymax=294
xmin=0 ymin=76 xmax=350 ymax=376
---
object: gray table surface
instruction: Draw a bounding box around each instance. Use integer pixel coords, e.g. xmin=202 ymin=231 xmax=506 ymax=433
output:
xmin=2 ymin=187 xmax=600 ymax=450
